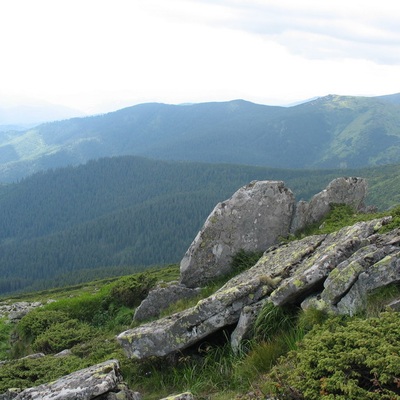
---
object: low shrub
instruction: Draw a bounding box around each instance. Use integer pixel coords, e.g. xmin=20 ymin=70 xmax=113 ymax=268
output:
xmin=0 ymin=318 xmax=13 ymax=360
xmin=0 ymin=355 xmax=90 ymax=392
xmin=110 ymin=273 xmax=157 ymax=308
xmin=17 ymin=309 xmax=70 ymax=341
xmin=32 ymin=319 xmax=95 ymax=354
xmin=265 ymin=312 xmax=400 ymax=399
xmin=45 ymin=290 xmax=111 ymax=325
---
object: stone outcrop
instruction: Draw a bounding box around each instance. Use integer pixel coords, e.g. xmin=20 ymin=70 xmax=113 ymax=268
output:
xmin=118 ymin=217 xmax=400 ymax=359
xmin=230 ymin=300 xmax=266 ymax=352
xmin=0 ymin=302 xmax=43 ymax=323
xmin=180 ymin=177 xmax=367 ymax=288
xmin=159 ymin=393 xmax=194 ymax=400
xmin=180 ymin=180 xmax=295 ymax=287
xmin=133 ymin=282 xmax=201 ymax=322
xmin=290 ymin=177 xmax=367 ymax=234
xmin=117 ymin=276 xmax=272 ymax=359
xmin=1 ymin=360 xmax=141 ymax=400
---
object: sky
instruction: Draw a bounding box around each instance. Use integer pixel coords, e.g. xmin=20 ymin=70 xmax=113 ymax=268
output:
xmin=1 ymin=0 xmax=400 ymax=115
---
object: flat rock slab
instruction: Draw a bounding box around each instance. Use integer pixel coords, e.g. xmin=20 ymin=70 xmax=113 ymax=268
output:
xmin=117 ymin=277 xmax=272 ymax=359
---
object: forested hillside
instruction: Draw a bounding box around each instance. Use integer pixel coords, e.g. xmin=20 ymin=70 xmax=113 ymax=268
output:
xmin=1 ymin=94 xmax=400 ymax=182
xmin=1 ymin=155 xmax=400 ymax=296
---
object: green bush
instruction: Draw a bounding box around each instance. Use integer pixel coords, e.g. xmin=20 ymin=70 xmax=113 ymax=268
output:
xmin=0 ymin=318 xmax=13 ymax=360
xmin=70 ymin=333 xmax=122 ymax=362
xmin=45 ymin=290 xmax=112 ymax=325
xmin=17 ymin=309 xmax=70 ymax=341
xmin=110 ymin=274 xmax=156 ymax=307
xmin=380 ymin=205 xmax=400 ymax=233
xmin=32 ymin=319 xmax=95 ymax=354
xmin=0 ymin=355 xmax=90 ymax=392
xmin=266 ymin=312 xmax=400 ymax=399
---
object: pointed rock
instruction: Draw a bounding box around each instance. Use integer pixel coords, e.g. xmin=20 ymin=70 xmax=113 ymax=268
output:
xmin=180 ymin=181 xmax=295 ymax=287
xmin=290 ymin=177 xmax=367 ymax=234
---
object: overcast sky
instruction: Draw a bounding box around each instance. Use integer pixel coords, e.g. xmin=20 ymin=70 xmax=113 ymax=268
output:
xmin=1 ymin=0 xmax=400 ymax=114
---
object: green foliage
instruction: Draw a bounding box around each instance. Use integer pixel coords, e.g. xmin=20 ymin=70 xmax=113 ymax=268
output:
xmin=32 ymin=319 xmax=95 ymax=354
xmin=17 ymin=309 xmax=70 ymax=341
xmin=296 ymin=306 xmax=329 ymax=331
xmin=121 ymin=342 xmax=248 ymax=399
xmin=231 ymin=249 xmax=263 ymax=275
xmin=3 ymin=152 xmax=400 ymax=297
xmin=379 ymin=204 xmax=400 ymax=233
xmin=0 ymin=318 xmax=13 ymax=360
xmin=266 ymin=312 xmax=400 ymax=399
xmin=110 ymin=273 xmax=157 ymax=308
xmin=70 ymin=333 xmax=122 ymax=361
xmin=366 ymin=283 xmax=400 ymax=317
xmin=0 ymin=355 xmax=90 ymax=393
xmin=295 ymin=203 xmax=380 ymax=238
xmin=254 ymin=302 xmax=297 ymax=342
xmin=44 ymin=290 xmax=112 ymax=326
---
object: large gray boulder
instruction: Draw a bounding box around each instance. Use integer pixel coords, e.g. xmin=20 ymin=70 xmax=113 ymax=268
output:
xmin=6 ymin=360 xmax=141 ymax=400
xmin=180 ymin=180 xmax=295 ymax=287
xmin=179 ymin=177 xmax=367 ymax=288
xmin=290 ymin=177 xmax=367 ymax=234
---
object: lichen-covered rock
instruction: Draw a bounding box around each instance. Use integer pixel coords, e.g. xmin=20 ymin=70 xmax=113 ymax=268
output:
xmin=159 ymin=392 xmax=194 ymax=400
xmin=117 ymin=277 xmax=273 ymax=359
xmin=336 ymin=250 xmax=400 ymax=315
xmin=0 ymin=302 xmax=42 ymax=322
xmin=290 ymin=177 xmax=367 ymax=234
xmin=269 ymin=219 xmax=386 ymax=306
xmin=10 ymin=360 xmax=141 ymax=400
xmin=117 ymin=216 xmax=395 ymax=359
xmin=230 ymin=300 xmax=266 ymax=352
xmin=133 ymin=282 xmax=201 ymax=322
xmin=180 ymin=180 xmax=295 ymax=287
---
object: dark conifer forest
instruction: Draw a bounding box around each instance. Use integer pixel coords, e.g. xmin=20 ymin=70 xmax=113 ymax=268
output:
xmin=1 ymin=154 xmax=400 ymax=295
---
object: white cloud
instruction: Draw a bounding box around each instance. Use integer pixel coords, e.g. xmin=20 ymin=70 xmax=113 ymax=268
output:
xmin=0 ymin=0 xmax=399 ymax=114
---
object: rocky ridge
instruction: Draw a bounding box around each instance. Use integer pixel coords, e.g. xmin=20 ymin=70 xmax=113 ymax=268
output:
xmin=118 ymin=217 xmax=400 ymax=359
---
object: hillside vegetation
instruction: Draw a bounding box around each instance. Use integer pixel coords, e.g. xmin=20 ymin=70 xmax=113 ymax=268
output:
xmin=1 ymin=204 xmax=400 ymax=399
xmin=1 ymin=155 xmax=400 ymax=296
xmin=1 ymin=94 xmax=400 ymax=182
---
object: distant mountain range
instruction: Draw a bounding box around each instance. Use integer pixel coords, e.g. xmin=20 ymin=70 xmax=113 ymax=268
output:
xmin=1 ymin=93 xmax=400 ymax=182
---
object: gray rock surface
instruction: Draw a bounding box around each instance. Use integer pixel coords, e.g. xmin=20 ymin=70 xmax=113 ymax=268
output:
xmin=117 ymin=276 xmax=272 ymax=359
xmin=290 ymin=177 xmax=367 ymax=234
xmin=336 ymin=249 xmax=400 ymax=315
xmin=159 ymin=393 xmax=194 ymax=400
xmin=268 ymin=219 xmax=386 ymax=306
xmin=230 ymin=300 xmax=266 ymax=353
xmin=179 ymin=177 xmax=367 ymax=288
xmin=0 ymin=302 xmax=42 ymax=322
xmin=134 ymin=282 xmax=201 ymax=322
xmin=180 ymin=180 xmax=295 ymax=287
xmin=7 ymin=360 xmax=141 ymax=400
xmin=118 ymin=217 xmax=395 ymax=359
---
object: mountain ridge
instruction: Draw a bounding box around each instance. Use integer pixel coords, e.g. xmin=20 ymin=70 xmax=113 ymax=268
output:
xmin=1 ymin=94 xmax=400 ymax=182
